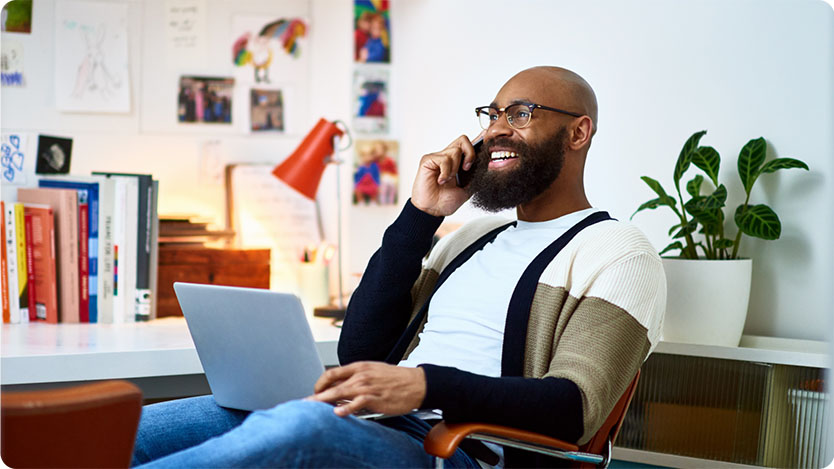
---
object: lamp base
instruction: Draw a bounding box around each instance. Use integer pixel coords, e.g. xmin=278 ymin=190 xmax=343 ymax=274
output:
xmin=314 ymin=304 xmax=346 ymax=320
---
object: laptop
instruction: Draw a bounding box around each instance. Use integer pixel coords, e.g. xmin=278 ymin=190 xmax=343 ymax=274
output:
xmin=174 ymin=282 xmax=326 ymax=411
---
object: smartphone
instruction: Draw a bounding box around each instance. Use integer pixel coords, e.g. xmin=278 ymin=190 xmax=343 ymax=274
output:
xmin=456 ymin=136 xmax=483 ymax=188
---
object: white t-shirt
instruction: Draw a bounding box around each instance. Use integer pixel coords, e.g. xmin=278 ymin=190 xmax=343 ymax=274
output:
xmin=399 ymin=208 xmax=597 ymax=376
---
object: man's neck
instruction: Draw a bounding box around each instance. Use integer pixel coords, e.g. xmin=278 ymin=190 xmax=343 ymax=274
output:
xmin=515 ymin=177 xmax=591 ymax=222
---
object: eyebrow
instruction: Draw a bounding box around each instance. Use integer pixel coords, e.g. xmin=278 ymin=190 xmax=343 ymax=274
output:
xmin=489 ymin=98 xmax=535 ymax=108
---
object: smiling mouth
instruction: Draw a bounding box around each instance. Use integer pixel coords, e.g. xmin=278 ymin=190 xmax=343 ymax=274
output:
xmin=490 ymin=151 xmax=519 ymax=161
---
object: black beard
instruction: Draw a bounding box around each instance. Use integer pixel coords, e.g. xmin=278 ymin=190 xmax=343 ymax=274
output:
xmin=467 ymin=127 xmax=568 ymax=212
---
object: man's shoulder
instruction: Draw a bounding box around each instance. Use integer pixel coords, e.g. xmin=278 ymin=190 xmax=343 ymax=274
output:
xmin=574 ymin=218 xmax=658 ymax=258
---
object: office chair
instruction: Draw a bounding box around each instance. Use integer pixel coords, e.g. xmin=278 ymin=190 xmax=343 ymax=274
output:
xmin=424 ymin=371 xmax=640 ymax=469
xmin=1 ymin=380 xmax=143 ymax=468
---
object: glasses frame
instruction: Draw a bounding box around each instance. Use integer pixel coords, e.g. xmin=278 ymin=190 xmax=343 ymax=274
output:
xmin=475 ymin=102 xmax=584 ymax=130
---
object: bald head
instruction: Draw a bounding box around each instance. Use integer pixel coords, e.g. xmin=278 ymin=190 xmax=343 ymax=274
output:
xmin=503 ymin=66 xmax=598 ymax=135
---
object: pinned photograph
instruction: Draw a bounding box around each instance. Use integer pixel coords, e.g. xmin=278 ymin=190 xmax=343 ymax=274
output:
xmin=250 ymin=88 xmax=284 ymax=132
xmin=352 ymin=68 xmax=389 ymax=134
xmin=354 ymin=0 xmax=390 ymax=63
xmin=353 ymin=139 xmax=399 ymax=205
xmin=1 ymin=0 xmax=32 ymax=34
xmin=36 ymin=135 xmax=73 ymax=175
xmin=178 ymin=76 xmax=234 ymax=124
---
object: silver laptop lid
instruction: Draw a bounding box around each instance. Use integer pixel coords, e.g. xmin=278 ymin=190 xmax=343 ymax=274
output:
xmin=174 ymin=282 xmax=326 ymax=411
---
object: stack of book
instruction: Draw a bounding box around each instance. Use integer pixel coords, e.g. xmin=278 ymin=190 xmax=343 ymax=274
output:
xmin=1 ymin=173 xmax=159 ymax=324
xmin=159 ymin=215 xmax=234 ymax=247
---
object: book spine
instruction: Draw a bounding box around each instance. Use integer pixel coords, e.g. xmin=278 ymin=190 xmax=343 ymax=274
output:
xmin=14 ymin=203 xmax=28 ymax=322
xmin=4 ymin=204 xmax=20 ymax=324
xmin=135 ymin=179 xmax=151 ymax=321
xmin=78 ymin=203 xmax=89 ymax=322
xmin=23 ymin=211 xmax=38 ymax=321
xmin=0 ymin=201 xmax=8 ymax=323
xmin=88 ymin=186 xmax=99 ymax=323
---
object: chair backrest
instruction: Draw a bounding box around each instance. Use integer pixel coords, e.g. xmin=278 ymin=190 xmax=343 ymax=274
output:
xmin=1 ymin=380 xmax=143 ymax=468
xmin=578 ymin=370 xmax=641 ymax=455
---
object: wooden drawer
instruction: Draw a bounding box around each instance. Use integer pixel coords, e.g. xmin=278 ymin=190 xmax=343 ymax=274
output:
xmin=156 ymin=247 xmax=270 ymax=318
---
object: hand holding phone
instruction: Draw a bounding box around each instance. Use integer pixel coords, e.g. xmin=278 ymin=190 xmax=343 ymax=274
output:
xmin=456 ymin=136 xmax=483 ymax=188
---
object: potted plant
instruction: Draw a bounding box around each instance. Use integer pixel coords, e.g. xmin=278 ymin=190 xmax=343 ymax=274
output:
xmin=632 ymin=130 xmax=808 ymax=346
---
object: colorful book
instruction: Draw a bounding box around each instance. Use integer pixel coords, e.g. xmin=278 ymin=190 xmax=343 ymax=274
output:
xmin=93 ymin=172 xmax=151 ymax=321
xmin=14 ymin=202 xmax=28 ymax=322
xmin=23 ymin=210 xmax=38 ymax=321
xmin=17 ymin=188 xmax=79 ymax=323
xmin=39 ymin=178 xmax=100 ymax=322
xmin=93 ymin=175 xmax=137 ymax=323
xmin=24 ymin=204 xmax=57 ymax=323
xmin=4 ymin=203 xmax=20 ymax=324
xmin=1 ymin=201 xmax=8 ymax=323
xmin=78 ymin=201 xmax=89 ymax=321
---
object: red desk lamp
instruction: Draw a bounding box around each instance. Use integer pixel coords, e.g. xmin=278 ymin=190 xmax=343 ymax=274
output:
xmin=273 ymin=118 xmax=350 ymax=319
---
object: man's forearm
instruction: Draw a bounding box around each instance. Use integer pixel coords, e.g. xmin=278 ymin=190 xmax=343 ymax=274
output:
xmin=420 ymin=364 xmax=584 ymax=443
xmin=338 ymin=200 xmax=444 ymax=364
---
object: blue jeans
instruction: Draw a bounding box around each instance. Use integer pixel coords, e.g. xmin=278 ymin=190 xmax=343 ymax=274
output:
xmin=132 ymin=396 xmax=480 ymax=468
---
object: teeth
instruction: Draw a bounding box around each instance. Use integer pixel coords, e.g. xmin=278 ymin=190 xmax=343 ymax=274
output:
xmin=490 ymin=151 xmax=518 ymax=161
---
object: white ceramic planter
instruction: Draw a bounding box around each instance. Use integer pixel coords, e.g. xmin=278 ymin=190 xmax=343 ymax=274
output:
xmin=661 ymin=258 xmax=753 ymax=347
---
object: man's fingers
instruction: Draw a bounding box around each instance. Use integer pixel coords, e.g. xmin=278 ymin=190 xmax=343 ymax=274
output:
xmin=314 ymin=364 xmax=357 ymax=393
xmin=334 ymin=395 xmax=373 ymax=417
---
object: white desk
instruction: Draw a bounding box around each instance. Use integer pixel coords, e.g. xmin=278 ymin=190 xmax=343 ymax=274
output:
xmin=1 ymin=316 xmax=342 ymax=399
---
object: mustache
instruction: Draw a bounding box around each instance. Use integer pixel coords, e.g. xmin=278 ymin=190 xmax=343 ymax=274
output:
xmin=485 ymin=138 xmax=527 ymax=154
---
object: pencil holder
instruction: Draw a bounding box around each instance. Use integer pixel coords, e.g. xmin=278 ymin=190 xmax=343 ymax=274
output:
xmin=298 ymin=263 xmax=330 ymax=309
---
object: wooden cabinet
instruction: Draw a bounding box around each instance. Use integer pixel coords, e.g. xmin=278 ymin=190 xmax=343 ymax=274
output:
xmin=156 ymin=247 xmax=270 ymax=318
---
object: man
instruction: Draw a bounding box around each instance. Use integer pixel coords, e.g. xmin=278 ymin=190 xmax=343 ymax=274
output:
xmin=132 ymin=66 xmax=665 ymax=468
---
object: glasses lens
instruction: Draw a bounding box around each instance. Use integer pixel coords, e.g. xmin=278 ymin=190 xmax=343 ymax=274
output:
xmin=507 ymin=104 xmax=532 ymax=129
xmin=477 ymin=108 xmax=494 ymax=130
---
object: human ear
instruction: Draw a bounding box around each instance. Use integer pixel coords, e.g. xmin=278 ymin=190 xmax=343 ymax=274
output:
xmin=567 ymin=116 xmax=594 ymax=151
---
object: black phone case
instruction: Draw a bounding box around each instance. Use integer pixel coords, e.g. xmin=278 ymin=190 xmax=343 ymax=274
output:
xmin=456 ymin=138 xmax=483 ymax=188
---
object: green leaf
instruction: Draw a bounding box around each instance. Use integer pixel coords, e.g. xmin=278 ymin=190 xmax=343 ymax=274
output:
xmin=639 ymin=176 xmax=676 ymax=206
xmin=674 ymin=130 xmax=707 ymax=187
xmin=714 ymin=238 xmax=735 ymax=249
xmin=735 ymin=204 xmax=781 ymax=240
xmin=691 ymin=146 xmax=721 ymax=186
xmin=738 ymin=137 xmax=767 ymax=195
xmin=759 ymin=158 xmax=809 ymax=174
xmin=684 ymin=185 xmax=727 ymax=226
xmin=631 ymin=198 xmax=669 ymax=219
xmin=659 ymin=241 xmax=684 ymax=256
xmin=672 ymin=218 xmax=698 ymax=239
xmin=686 ymin=175 xmax=704 ymax=198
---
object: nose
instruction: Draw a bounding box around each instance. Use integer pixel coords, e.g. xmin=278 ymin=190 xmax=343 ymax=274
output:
xmin=487 ymin=112 xmax=514 ymax=140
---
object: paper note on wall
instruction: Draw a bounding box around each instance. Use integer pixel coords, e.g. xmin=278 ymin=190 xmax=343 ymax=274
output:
xmin=164 ymin=0 xmax=207 ymax=66
xmin=54 ymin=0 xmax=131 ymax=113
xmin=1 ymin=133 xmax=29 ymax=185
xmin=228 ymin=164 xmax=322 ymax=292
xmin=1 ymin=40 xmax=25 ymax=87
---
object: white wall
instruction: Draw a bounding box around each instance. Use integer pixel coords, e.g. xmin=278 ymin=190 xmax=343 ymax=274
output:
xmin=2 ymin=0 xmax=832 ymax=341
xmin=385 ymin=0 xmax=833 ymax=341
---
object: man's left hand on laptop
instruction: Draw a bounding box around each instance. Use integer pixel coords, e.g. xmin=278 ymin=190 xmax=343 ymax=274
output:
xmin=308 ymin=361 xmax=426 ymax=417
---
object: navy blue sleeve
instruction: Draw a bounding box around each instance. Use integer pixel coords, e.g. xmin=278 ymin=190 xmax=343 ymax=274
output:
xmin=337 ymin=199 xmax=444 ymax=365
xmin=420 ymin=364 xmax=584 ymax=443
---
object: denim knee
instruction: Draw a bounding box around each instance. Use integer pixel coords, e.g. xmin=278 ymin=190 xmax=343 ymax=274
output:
xmin=253 ymin=400 xmax=344 ymax=443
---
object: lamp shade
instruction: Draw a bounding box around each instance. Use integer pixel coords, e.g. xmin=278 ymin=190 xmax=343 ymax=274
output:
xmin=272 ymin=118 xmax=345 ymax=200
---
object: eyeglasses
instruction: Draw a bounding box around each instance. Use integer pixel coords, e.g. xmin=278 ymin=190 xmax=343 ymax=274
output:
xmin=475 ymin=103 xmax=583 ymax=130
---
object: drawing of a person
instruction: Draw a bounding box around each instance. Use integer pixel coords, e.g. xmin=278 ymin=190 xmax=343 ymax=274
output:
xmin=358 ymin=13 xmax=389 ymax=63
xmin=357 ymin=81 xmax=386 ymax=117
xmin=353 ymin=145 xmax=380 ymax=204
xmin=372 ymin=141 xmax=398 ymax=205
xmin=354 ymin=12 xmax=372 ymax=61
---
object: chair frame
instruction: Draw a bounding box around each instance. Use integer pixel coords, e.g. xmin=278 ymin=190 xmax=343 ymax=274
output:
xmin=424 ymin=371 xmax=640 ymax=468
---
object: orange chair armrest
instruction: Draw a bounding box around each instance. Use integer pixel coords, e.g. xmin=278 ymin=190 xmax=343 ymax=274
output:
xmin=424 ymin=421 xmax=579 ymax=459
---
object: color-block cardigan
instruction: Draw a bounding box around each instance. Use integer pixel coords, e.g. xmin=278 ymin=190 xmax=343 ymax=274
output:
xmin=338 ymin=200 xmax=665 ymax=463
